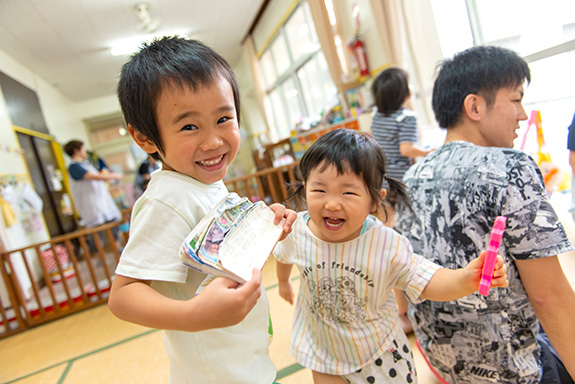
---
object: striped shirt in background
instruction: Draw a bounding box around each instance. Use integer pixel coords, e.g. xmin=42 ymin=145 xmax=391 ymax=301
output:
xmin=273 ymin=212 xmax=440 ymax=375
xmin=370 ymin=108 xmax=418 ymax=182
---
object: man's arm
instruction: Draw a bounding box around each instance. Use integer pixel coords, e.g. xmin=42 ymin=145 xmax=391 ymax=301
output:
xmin=569 ymin=150 xmax=575 ymax=177
xmin=515 ymin=256 xmax=575 ymax=379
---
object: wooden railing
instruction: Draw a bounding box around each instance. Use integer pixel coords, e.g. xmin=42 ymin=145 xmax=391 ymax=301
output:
xmin=0 ymin=211 xmax=130 ymax=339
xmin=225 ymin=160 xmax=303 ymax=210
xmin=0 ymin=162 xmax=303 ymax=339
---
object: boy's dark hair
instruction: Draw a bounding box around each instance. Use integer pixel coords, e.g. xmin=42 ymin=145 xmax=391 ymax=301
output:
xmin=290 ymin=129 xmax=412 ymax=220
xmin=371 ymin=67 xmax=410 ymax=116
xmin=63 ymin=140 xmax=84 ymax=157
xmin=432 ymin=45 xmax=531 ymax=129
xmin=117 ymin=36 xmax=240 ymax=161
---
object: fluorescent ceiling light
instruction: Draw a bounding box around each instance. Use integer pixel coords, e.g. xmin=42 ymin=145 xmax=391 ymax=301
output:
xmin=110 ymin=31 xmax=188 ymax=56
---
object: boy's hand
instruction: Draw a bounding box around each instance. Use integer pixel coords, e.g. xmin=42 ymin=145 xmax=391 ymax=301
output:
xmin=465 ymin=251 xmax=509 ymax=291
xmin=278 ymin=280 xmax=295 ymax=305
xmin=193 ymin=268 xmax=263 ymax=328
xmin=269 ymin=203 xmax=297 ymax=241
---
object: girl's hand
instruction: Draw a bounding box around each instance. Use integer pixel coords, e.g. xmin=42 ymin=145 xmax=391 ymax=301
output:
xmin=421 ymin=251 xmax=509 ymax=301
xmin=465 ymin=251 xmax=509 ymax=291
xmin=278 ymin=280 xmax=295 ymax=305
xmin=489 ymin=254 xmax=509 ymax=288
xmin=268 ymin=203 xmax=297 ymax=241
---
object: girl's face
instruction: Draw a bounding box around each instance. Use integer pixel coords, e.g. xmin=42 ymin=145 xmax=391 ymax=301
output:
xmin=134 ymin=75 xmax=240 ymax=184
xmin=305 ymin=163 xmax=376 ymax=243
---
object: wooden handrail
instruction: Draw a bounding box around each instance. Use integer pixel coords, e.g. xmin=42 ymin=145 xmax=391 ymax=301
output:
xmin=0 ymin=211 xmax=131 ymax=339
xmin=0 ymin=162 xmax=304 ymax=339
xmin=224 ymin=161 xmax=302 ymax=209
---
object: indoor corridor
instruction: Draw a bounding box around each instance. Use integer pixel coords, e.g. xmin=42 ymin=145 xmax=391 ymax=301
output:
xmin=1 ymin=196 xmax=574 ymax=384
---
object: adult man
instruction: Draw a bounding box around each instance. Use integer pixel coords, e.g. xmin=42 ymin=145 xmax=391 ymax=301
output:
xmin=399 ymin=46 xmax=575 ymax=383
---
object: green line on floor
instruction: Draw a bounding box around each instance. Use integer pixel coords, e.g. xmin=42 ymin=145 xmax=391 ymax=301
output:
xmin=3 ymin=329 xmax=159 ymax=384
xmin=6 ymin=275 xmax=300 ymax=384
xmin=276 ymin=363 xmax=305 ymax=379
xmin=57 ymin=361 xmax=74 ymax=384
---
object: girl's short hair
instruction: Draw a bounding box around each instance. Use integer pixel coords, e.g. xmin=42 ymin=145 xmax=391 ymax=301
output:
xmin=289 ymin=129 xmax=412 ymax=218
xmin=372 ymin=67 xmax=410 ymax=116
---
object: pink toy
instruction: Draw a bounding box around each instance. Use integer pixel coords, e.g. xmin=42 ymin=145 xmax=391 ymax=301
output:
xmin=479 ymin=216 xmax=507 ymax=296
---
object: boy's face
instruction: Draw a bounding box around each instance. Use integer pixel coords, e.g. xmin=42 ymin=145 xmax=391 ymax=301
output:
xmin=478 ymin=84 xmax=528 ymax=148
xmin=150 ymin=76 xmax=240 ymax=184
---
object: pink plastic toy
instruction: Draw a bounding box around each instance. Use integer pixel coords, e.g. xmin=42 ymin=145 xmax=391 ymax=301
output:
xmin=479 ymin=216 xmax=507 ymax=296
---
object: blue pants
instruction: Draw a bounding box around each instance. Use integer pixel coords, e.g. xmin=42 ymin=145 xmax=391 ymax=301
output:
xmin=538 ymin=332 xmax=574 ymax=384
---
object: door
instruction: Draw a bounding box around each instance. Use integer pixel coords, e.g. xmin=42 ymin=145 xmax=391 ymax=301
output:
xmin=17 ymin=132 xmax=77 ymax=237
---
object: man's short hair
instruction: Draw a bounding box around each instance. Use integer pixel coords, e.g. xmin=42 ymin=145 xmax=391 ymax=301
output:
xmin=432 ymin=45 xmax=531 ymax=129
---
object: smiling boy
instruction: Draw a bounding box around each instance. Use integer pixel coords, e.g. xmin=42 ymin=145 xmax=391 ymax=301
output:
xmin=108 ymin=36 xmax=296 ymax=384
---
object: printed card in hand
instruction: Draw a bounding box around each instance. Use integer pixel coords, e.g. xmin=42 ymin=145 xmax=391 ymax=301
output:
xmin=180 ymin=193 xmax=285 ymax=283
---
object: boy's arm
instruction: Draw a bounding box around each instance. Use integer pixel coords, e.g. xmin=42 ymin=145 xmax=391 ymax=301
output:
xmin=109 ymin=270 xmax=263 ymax=331
xmin=516 ymin=256 xmax=575 ymax=379
xmin=420 ymin=252 xmax=508 ymax=301
xmin=276 ymin=261 xmax=295 ymax=304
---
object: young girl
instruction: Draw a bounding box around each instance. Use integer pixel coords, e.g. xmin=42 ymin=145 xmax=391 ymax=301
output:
xmin=370 ymin=67 xmax=433 ymax=184
xmin=274 ymin=129 xmax=508 ymax=384
xmin=370 ymin=67 xmax=436 ymax=334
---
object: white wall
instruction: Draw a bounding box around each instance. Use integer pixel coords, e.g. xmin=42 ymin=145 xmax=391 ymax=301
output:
xmin=335 ymin=0 xmax=390 ymax=75
xmin=0 ymin=49 xmax=90 ymax=145
xmin=0 ymin=90 xmax=26 ymax=175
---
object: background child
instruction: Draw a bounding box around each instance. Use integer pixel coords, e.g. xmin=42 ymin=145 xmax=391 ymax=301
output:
xmin=274 ymin=128 xmax=508 ymax=384
xmin=369 ymin=67 xmax=434 ymax=333
xmin=108 ymin=36 xmax=296 ymax=383
xmin=370 ymin=67 xmax=433 ymax=183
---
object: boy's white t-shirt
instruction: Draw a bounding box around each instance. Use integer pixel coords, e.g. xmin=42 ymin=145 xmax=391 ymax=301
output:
xmin=115 ymin=171 xmax=276 ymax=384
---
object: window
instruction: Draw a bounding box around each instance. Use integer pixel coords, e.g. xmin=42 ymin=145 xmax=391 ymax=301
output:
xmin=430 ymin=0 xmax=575 ymax=165
xmin=259 ymin=2 xmax=338 ymax=141
xmin=431 ymin=0 xmax=575 ymax=56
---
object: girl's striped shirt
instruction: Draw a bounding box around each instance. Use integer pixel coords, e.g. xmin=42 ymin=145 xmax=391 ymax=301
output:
xmin=273 ymin=212 xmax=440 ymax=375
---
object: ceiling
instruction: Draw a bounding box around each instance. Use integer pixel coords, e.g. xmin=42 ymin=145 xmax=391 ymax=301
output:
xmin=0 ymin=0 xmax=265 ymax=102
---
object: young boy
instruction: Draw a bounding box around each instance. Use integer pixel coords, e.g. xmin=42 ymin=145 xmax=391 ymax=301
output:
xmin=108 ymin=36 xmax=296 ymax=383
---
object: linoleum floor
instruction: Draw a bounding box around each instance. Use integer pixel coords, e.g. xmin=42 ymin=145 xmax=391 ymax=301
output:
xmin=2 ymin=196 xmax=575 ymax=384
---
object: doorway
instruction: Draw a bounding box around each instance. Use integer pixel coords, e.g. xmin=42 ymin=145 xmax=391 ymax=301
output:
xmin=16 ymin=130 xmax=77 ymax=237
